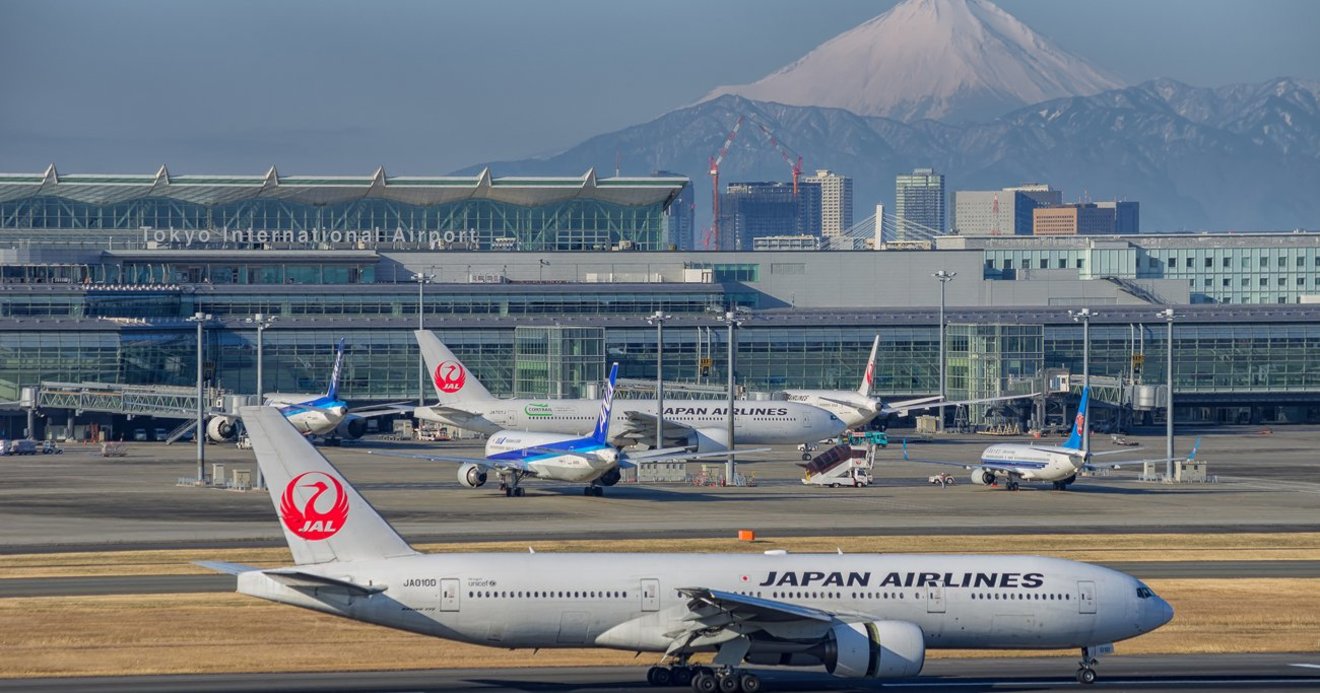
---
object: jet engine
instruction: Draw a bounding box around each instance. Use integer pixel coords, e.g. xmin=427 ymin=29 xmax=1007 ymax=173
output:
xmin=687 ymin=428 xmax=731 ymax=453
xmin=206 ymin=416 xmax=239 ymax=443
xmin=597 ymin=467 xmax=622 ymax=487
xmin=458 ymin=463 xmax=489 ymax=488
xmin=334 ymin=416 xmax=368 ymax=440
xmin=971 ymin=467 xmax=996 ymax=485
xmin=819 ymin=621 xmax=925 ymax=679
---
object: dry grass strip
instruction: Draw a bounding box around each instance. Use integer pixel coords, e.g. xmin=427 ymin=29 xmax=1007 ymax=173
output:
xmin=0 ymin=578 xmax=1317 ymax=678
xmin=3 ymin=533 xmax=1319 ymax=579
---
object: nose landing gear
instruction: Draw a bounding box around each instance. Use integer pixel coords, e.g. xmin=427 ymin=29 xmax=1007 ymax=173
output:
xmin=1076 ymin=646 xmax=1100 ymax=684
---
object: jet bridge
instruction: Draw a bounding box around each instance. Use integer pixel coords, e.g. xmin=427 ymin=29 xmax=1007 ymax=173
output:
xmin=37 ymin=381 xmax=226 ymax=419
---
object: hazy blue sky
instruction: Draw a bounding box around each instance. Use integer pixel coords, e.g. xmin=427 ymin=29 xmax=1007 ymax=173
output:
xmin=2 ymin=0 xmax=1317 ymax=175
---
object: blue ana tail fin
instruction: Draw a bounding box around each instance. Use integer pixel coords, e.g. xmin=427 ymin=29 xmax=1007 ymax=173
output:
xmin=1061 ymin=387 xmax=1090 ymax=451
xmin=1187 ymin=436 xmax=1201 ymax=462
xmin=590 ymin=363 xmax=619 ymax=445
xmin=326 ymin=338 xmax=345 ymax=400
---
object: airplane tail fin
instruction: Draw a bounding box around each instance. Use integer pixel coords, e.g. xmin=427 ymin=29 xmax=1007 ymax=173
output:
xmin=857 ymin=335 xmax=880 ymax=396
xmin=414 ymin=329 xmax=495 ymax=403
xmin=325 ymin=338 xmax=346 ymax=400
xmin=590 ymin=363 xmax=619 ymax=445
xmin=241 ymin=406 xmax=417 ymax=565
xmin=1061 ymin=387 xmax=1090 ymax=451
xmin=1187 ymin=436 xmax=1201 ymax=462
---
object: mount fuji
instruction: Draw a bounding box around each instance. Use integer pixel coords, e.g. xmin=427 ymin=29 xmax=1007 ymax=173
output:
xmin=702 ymin=0 xmax=1123 ymax=123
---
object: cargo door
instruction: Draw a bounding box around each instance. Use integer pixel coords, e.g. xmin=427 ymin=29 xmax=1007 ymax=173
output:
xmin=925 ymin=584 xmax=946 ymax=613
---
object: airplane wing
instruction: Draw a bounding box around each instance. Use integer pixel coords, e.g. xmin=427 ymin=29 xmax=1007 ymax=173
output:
xmin=615 ymin=411 xmax=696 ymax=446
xmin=347 ymin=401 xmax=415 ymax=417
xmin=364 ymin=449 xmax=537 ymax=475
xmin=886 ymin=392 xmax=1038 ymax=416
xmin=418 ymin=404 xmax=488 ymax=426
xmin=663 ymin=587 xmax=872 ymax=657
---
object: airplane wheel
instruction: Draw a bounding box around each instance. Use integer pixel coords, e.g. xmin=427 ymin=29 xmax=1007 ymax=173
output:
xmin=592 ymin=486 xmax=604 ymax=497
xmin=691 ymin=671 xmax=717 ymax=693
xmin=515 ymin=487 xmax=525 ymax=497
xmin=1076 ymin=667 xmax=1097 ymax=685
xmin=739 ymin=672 xmax=761 ymax=693
xmin=582 ymin=487 xmax=592 ymax=496
xmin=504 ymin=488 xmax=513 ymax=497
xmin=801 ymin=453 xmax=810 ymax=461
xmin=647 ymin=666 xmax=671 ymax=686
xmin=671 ymin=667 xmax=693 ymax=686
xmin=717 ymin=673 xmax=740 ymax=693
xmin=1007 ymin=480 xmax=1020 ymax=491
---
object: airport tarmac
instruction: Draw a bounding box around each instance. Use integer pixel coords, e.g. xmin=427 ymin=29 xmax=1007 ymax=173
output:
xmin=4 ymin=654 xmax=1319 ymax=692
xmin=1 ymin=424 xmax=1319 ymax=552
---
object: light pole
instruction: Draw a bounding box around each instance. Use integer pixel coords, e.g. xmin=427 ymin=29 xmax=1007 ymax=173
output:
xmin=1158 ymin=308 xmax=1175 ymax=479
xmin=717 ymin=310 xmax=744 ymax=483
xmin=246 ymin=312 xmax=276 ymax=489
xmin=539 ymin=259 xmax=549 ymax=282
xmin=931 ymin=270 xmax=956 ymax=432
xmin=1069 ymin=308 xmax=1096 ymax=456
xmin=187 ymin=312 xmax=212 ymax=485
xmin=646 ymin=311 xmax=671 ymax=451
xmin=413 ymin=272 xmax=435 ymax=406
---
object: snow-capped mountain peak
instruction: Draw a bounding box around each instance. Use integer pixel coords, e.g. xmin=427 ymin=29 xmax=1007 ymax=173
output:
xmin=703 ymin=0 xmax=1123 ymax=123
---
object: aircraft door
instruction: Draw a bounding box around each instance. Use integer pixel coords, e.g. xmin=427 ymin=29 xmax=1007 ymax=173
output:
xmin=1077 ymin=580 xmax=1097 ymax=614
xmin=641 ymin=578 xmax=660 ymax=612
xmin=440 ymin=578 xmax=461 ymax=612
xmin=925 ymin=584 xmax=946 ymax=613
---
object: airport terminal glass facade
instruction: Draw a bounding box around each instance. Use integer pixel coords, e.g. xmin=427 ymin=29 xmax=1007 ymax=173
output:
xmin=0 ymin=168 xmax=688 ymax=252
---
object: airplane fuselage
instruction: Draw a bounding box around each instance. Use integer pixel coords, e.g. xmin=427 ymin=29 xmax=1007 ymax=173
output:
xmin=419 ymin=398 xmax=843 ymax=445
xmin=980 ymin=444 xmax=1082 ymax=482
xmin=238 ymin=552 xmax=1170 ymax=653
xmin=484 ymin=431 xmax=616 ymax=483
xmin=783 ymin=391 xmax=874 ymax=428
xmin=266 ymin=393 xmax=349 ymax=437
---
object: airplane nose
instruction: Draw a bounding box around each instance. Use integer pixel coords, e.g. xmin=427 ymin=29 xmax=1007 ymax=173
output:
xmin=1149 ymin=597 xmax=1174 ymax=630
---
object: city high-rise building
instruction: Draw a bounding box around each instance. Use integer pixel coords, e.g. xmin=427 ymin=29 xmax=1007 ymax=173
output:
xmin=895 ymin=167 xmax=946 ymax=240
xmin=802 ymin=169 xmax=853 ymax=238
xmin=1033 ymin=203 xmax=1115 ymax=236
xmin=656 ymin=171 xmax=695 ymax=249
xmin=720 ymin=181 xmax=821 ymax=251
xmin=954 ymin=184 xmax=1061 ymax=237
xmin=1097 ymin=200 xmax=1140 ymax=234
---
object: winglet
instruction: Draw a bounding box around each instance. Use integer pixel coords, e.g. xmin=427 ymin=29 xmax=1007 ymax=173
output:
xmin=590 ymin=363 xmax=619 ymax=445
xmin=326 ymin=338 xmax=346 ymax=399
xmin=1062 ymin=387 xmax=1090 ymax=451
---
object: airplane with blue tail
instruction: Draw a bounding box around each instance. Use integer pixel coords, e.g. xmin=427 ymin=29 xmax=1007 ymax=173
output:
xmin=371 ymin=362 xmax=763 ymax=497
xmin=902 ymin=388 xmax=1179 ymax=491
xmin=206 ymin=338 xmax=406 ymax=444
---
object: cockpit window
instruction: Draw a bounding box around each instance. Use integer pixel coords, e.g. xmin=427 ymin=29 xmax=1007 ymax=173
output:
xmin=1136 ymin=587 xmax=1153 ymax=599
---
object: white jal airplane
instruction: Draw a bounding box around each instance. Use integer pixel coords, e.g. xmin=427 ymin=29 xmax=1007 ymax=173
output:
xmin=905 ymin=388 xmax=1158 ymax=491
xmin=413 ymin=330 xmax=845 ymax=451
xmin=783 ymin=336 xmax=1034 ymax=430
xmin=372 ymin=363 xmax=760 ymax=497
xmin=206 ymin=338 xmax=404 ymax=444
xmin=204 ymin=406 xmax=1173 ymax=689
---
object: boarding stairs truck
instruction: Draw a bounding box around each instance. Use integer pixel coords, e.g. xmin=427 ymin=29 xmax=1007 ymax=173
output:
xmin=800 ymin=443 xmax=873 ymax=488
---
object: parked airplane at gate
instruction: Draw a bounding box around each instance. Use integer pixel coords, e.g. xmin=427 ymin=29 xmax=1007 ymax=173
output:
xmin=905 ymin=388 xmax=1154 ymax=491
xmin=412 ymin=330 xmax=845 ymax=451
xmin=372 ymin=363 xmax=759 ymax=497
xmin=205 ymin=406 xmax=1173 ymax=689
xmin=783 ymin=335 xmax=1034 ymax=430
xmin=206 ymin=338 xmax=402 ymax=444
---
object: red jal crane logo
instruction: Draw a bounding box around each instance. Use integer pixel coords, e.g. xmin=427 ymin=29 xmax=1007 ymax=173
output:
xmin=434 ymin=361 xmax=467 ymax=393
xmin=280 ymin=472 xmax=349 ymax=540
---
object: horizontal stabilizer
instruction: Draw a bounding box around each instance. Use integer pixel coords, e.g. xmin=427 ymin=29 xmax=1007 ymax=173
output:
xmin=263 ymin=568 xmax=386 ymax=595
xmin=194 ymin=560 xmax=258 ymax=575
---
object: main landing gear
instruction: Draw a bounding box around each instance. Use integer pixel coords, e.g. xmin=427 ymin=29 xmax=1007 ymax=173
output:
xmin=1004 ymin=478 xmax=1021 ymax=491
xmin=1076 ymin=646 xmax=1099 ymax=684
xmin=582 ymin=484 xmax=604 ymax=497
xmin=498 ymin=474 xmax=526 ymax=497
xmin=647 ymin=666 xmax=759 ymax=692
xmin=1051 ymin=474 xmax=1077 ymax=491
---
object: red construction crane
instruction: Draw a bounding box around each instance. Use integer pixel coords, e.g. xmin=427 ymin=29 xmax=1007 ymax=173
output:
xmin=752 ymin=119 xmax=804 ymax=196
xmin=704 ymin=115 xmax=744 ymax=250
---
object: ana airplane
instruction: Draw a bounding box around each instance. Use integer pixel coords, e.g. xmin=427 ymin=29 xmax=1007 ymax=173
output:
xmin=206 ymin=338 xmax=403 ymax=444
xmin=413 ymin=330 xmax=845 ymax=451
xmin=905 ymin=388 xmax=1156 ymax=491
xmin=372 ymin=363 xmax=760 ymax=497
xmin=782 ymin=336 xmax=1033 ymax=430
xmin=205 ymin=405 xmax=1173 ymax=690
